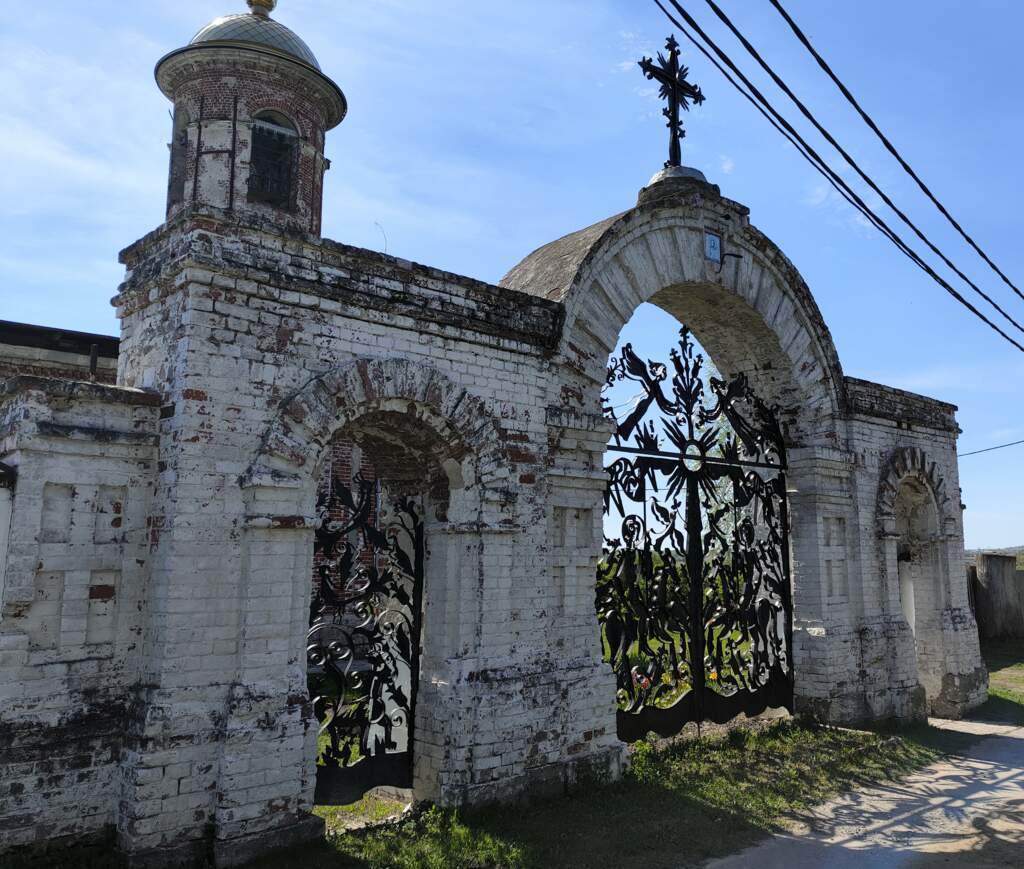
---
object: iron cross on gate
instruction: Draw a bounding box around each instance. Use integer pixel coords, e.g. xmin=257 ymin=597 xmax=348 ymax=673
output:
xmin=639 ymin=35 xmax=705 ymax=169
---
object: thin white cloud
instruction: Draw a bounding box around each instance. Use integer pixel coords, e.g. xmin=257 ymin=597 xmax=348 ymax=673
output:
xmin=987 ymin=427 xmax=1024 ymax=441
xmin=800 ymin=171 xmax=888 ymax=236
xmin=861 ymin=360 xmax=1024 ymax=395
xmin=803 ymin=183 xmax=830 ymax=207
xmin=719 ymin=155 xmax=735 ymax=175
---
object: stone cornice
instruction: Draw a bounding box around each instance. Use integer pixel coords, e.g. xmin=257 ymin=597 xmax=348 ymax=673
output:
xmin=115 ymin=208 xmax=566 ymax=353
xmin=0 ymin=376 xmax=161 ymax=408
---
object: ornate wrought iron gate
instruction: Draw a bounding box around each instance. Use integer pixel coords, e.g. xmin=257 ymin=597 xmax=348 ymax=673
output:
xmin=598 ymin=328 xmax=793 ymax=742
xmin=307 ymin=476 xmax=424 ymax=805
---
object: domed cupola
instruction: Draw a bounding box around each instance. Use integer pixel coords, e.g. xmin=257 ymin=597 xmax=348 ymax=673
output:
xmin=155 ymin=0 xmax=346 ymax=235
xmin=190 ymin=0 xmax=323 ymax=71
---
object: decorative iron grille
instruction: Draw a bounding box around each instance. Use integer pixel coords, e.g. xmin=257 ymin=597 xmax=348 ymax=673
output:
xmin=307 ymin=475 xmax=424 ymax=805
xmin=248 ymin=121 xmax=296 ymax=210
xmin=599 ymin=328 xmax=793 ymax=741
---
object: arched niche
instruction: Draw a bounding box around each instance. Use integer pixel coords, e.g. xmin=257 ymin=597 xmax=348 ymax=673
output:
xmin=877 ymin=447 xmax=956 ymax=708
xmin=249 ymin=110 xmax=301 ymax=211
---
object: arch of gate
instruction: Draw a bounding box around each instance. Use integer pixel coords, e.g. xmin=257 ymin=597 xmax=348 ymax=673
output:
xmin=504 ymin=175 xmax=870 ymax=723
xmin=241 ymin=356 xmax=513 ymax=804
xmin=504 ymin=181 xmax=846 ymax=437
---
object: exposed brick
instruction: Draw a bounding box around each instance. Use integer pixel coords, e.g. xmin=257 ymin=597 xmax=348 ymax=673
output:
xmin=0 ymin=18 xmax=986 ymax=869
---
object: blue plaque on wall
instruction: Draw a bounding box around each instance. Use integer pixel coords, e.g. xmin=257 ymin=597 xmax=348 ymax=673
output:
xmin=704 ymin=231 xmax=722 ymax=263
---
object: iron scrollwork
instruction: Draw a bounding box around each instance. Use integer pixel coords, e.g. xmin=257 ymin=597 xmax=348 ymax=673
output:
xmin=307 ymin=475 xmax=425 ymax=804
xmin=599 ymin=328 xmax=793 ymax=741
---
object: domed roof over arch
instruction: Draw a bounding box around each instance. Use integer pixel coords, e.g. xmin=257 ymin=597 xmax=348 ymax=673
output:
xmin=501 ymin=173 xmax=849 ymax=438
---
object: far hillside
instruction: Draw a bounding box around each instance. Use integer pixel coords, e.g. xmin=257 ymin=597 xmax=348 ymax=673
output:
xmin=966 ymin=546 xmax=1024 ymax=570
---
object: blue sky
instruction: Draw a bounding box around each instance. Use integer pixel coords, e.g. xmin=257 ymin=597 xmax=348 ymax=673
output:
xmin=1 ymin=1 xmax=1021 ymax=548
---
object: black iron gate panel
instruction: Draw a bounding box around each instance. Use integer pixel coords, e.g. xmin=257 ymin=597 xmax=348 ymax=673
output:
xmin=598 ymin=328 xmax=793 ymax=742
xmin=307 ymin=475 xmax=424 ymax=805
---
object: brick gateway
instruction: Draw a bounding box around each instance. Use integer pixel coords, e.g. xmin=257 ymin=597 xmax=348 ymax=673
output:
xmin=0 ymin=2 xmax=987 ymax=865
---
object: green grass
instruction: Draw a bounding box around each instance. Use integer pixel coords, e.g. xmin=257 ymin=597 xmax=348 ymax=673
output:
xmin=19 ymin=643 xmax=1024 ymax=869
xmin=976 ymin=639 xmax=1024 ymax=724
xmin=275 ymin=640 xmax=1024 ymax=868
xmin=317 ymin=722 xmax=364 ymax=767
xmin=244 ymin=720 xmax=941 ymax=869
xmin=316 ymin=795 xmax=409 ymax=834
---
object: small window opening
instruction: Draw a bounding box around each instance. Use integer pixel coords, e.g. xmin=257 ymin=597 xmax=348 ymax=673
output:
xmin=167 ymin=107 xmax=190 ymax=209
xmin=248 ymin=111 xmax=298 ymax=211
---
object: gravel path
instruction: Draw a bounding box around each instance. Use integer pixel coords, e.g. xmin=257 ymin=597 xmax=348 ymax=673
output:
xmin=704 ymin=719 xmax=1024 ymax=868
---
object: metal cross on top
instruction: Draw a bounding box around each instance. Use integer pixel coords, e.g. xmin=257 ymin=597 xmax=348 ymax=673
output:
xmin=639 ymin=36 xmax=705 ymax=169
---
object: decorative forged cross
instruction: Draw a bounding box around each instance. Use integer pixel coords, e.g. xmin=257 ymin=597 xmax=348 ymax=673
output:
xmin=639 ymin=36 xmax=705 ymax=169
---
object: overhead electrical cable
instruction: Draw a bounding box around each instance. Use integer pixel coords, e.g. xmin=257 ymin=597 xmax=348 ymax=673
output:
xmin=959 ymin=438 xmax=1024 ymax=458
xmin=698 ymin=0 xmax=1024 ymax=339
xmin=649 ymin=0 xmax=1024 ymax=354
xmin=767 ymin=0 xmax=1024 ymax=306
xmin=648 ymin=0 xmax=914 ymax=266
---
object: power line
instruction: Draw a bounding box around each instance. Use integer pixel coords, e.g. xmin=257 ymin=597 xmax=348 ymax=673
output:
xmin=698 ymin=0 xmax=1024 ymax=340
xmin=649 ymin=1 xmax=890 ymax=244
xmin=959 ymin=438 xmax=1024 ymax=458
xmin=767 ymin=0 xmax=1024 ymax=307
xmin=652 ymin=0 xmax=905 ymax=238
xmin=650 ymin=0 xmax=1024 ymax=354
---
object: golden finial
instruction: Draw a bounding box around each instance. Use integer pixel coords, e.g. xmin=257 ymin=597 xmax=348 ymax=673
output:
xmin=248 ymin=0 xmax=277 ymax=17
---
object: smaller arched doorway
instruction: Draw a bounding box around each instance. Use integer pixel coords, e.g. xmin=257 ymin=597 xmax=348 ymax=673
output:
xmin=892 ymin=474 xmax=948 ymax=707
xmin=308 ymin=409 xmax=473 ymax=806
xmin=244 ymin=357 xmax=517 ymax=807
xmin=877 ymin=447 xmax=959 ymax=713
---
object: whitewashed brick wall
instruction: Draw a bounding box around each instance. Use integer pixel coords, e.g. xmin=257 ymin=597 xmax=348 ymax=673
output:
xmin=0 ymin=164 xmax=985 ymax=869
xmin=0 ymin=378 xmax=158 ymax=851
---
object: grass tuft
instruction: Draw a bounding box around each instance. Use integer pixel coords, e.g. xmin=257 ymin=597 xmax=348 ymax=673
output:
xmin=249 ymin=719 xmax=941 ymax=869
xmin=978 ymin=639 xmax=1024 ymax=724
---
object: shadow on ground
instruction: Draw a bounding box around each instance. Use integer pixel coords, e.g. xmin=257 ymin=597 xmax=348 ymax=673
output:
xmin=10 ymin=646 xmax=1024 ymax=869
xmin=243 ymin=721 xmax=943 ymax=869
xmin=702 ymin=641 xmax=1024 ymax=869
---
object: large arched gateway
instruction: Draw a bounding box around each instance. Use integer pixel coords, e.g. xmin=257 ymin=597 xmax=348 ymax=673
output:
xmin=0 ymin=3 xmax=986 ymax=865
xmin=501 ymin=167 xmax=988 ymax=728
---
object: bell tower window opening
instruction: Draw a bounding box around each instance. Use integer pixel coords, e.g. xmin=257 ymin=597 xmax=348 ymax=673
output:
xmin=248 ymin=111 xmax=298 ymax=211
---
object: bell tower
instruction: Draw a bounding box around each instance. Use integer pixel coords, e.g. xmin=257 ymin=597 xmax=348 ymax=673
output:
xmin=155 ymin=0 xmax=346 ymax=235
